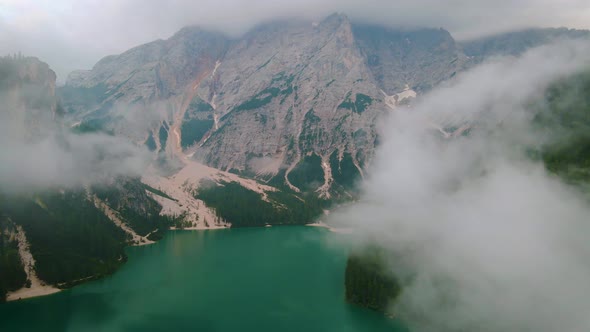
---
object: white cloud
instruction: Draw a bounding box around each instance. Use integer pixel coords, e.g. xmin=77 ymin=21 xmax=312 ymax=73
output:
xmin=330 ymin=40 xmax=590 ymax=331
xmin=0 ymin=0 xmax=588 ymax=79
xmin=0 ymin=85 xmax=152 ymax=192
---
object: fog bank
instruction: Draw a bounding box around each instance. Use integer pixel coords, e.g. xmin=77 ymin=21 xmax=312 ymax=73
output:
xmin=331 ymin=40 xmax=590 ymax=331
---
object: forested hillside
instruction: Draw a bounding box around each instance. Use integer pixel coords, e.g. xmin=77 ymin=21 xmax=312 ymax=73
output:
xmin=0 ymin=216 xmax=27 ymax=302
xmin=345 ymin=247 xmax=401 ymax=313
xmin=195 ymin=181 xmax=325 ymax=227
xmin=0 ymin=56 xmax=174 ymax=301
xmin=92 ymin=178 xmax=172 ymax=240
xmin=535 ymin=71 xmax=590 ymax=186
xmin=0 ymin=191 xmax=128 ymax=286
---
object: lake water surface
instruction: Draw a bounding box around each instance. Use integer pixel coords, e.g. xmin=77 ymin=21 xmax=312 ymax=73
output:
xmin=0 ymin=226 xmax=406 ymax=332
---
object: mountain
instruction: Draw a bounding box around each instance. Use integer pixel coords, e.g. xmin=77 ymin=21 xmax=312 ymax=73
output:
xmin=460 ymin=27 xmax=590 ymax=60
xmin=61 ymin=14 xmax=468 ymax=197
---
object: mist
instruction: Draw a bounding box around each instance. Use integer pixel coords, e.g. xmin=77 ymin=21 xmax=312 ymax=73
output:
xmin=330 ymin=40 xmax=590 ymax=331
xmin=0 ymin=89 xmax=151 ymax=193
xmin=1 ymin=0 xmax=589 ymax=79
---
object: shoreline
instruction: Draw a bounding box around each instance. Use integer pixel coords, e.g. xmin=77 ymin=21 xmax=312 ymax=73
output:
xmin=306 ymin=222 xmax=354 ymax=234
xmin=6 ymin=284 xmax=61 ymax=302
xmin=169 ymin=225 xmax=229 ymax=231
xmin=4 ymin=223 xmax=332 ymax=303
xmin=4 ymin=225 xmax=228 ymax=303
xmin=6 ymin=226 xmax=62 ymax=302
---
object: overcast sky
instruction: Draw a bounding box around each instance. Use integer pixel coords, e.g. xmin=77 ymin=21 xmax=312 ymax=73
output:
xmin=1 ymin=0 xmax=589 ymax=80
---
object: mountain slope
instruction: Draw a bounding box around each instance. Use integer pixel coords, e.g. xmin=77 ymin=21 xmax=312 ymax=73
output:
xmin=0 ymin=56 xmax=176 ymax=302
xmin=460 ymin=28 xmax=590 ymax=61
xmin=61 ymin=14 xmax=468 ymax=197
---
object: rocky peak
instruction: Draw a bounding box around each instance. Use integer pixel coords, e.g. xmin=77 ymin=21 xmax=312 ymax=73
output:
xmin=66 ymin=28 xmax=229 ymax=103
xmin=352 ymin=25 xmax=467 ymax=93
xmin=1 ymin=55 xmax=56 ymax=91
xmin=0 ymin=55 xmax=58 ymax=140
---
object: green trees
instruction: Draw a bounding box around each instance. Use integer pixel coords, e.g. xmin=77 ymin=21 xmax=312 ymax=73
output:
xmin=338 ymin=93 xmax=374 ymax=113
xmin=287 ymin=154 xmax=325 ymax=191
xmin=0 ymin=217 xmax=27 ymax=302
xmin=195 ymin=181 xmax=324 ymax=227
xmin=344 ymin=248 xmax=401 ymax=313
xmin=144 ymin=132 xmax=157 ymax=151
xmin=534 ymin=71 xmax=590 ymax=184
xmin=92 ymin=178 xmax=172 ymax=240
xmin=330 ymin=151 xmax=362 ymax=194
xmin=180 ymin=119 xmax=214 ymax=148
xmin=0 ymin=178 xmax=175 ymax=291
xmin=159 ymin=124 xmax=168 ymax=152
xmin=0 ymin=191 xmax=128 ymax=286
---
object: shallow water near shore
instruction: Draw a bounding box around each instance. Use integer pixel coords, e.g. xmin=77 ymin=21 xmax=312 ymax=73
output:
xmin=0 ymin=226 xmax=406 ymax=332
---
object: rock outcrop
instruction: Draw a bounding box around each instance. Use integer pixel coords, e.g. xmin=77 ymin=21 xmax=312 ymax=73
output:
xmin=0 ymin=55 xmax=58 ymax=140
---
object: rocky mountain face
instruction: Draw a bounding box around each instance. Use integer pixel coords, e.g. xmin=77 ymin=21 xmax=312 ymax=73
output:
xmin=61 ymin=16 xmax=590 ymax=197
xmin=62 ymin=14 xmax=467 ymax=196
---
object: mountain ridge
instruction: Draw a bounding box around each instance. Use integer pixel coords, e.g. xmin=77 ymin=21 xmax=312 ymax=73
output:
xmin=62 ymin=14 xmax=479 ymax=197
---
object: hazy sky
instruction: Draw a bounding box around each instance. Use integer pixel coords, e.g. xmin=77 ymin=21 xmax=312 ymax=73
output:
xmin=1 ymin=0 xmax=589 ymax=79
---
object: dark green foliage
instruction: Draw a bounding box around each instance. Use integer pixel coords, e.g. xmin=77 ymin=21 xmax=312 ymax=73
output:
xmin=287 ymin=154 xmax=325 ymax=191
xmin=257 ymin=56 xmax=274 ymax=71
xmin=338 ymin=93 xmax=374 ymax=113
xmin=230 ymin=74 xmax=295 ymax=114
xmin=266 ymin=169 xmax=290 ymax=190
xmin=180 ymin=119 xmax=214 ymax=149
xmin=0 ymin=242 xmax=26 ymax=293
xmin=188 ymin=98 xmax=214 ymax=113
xmin=235 ymin=87 xmax=281 ymax=111
xmin=71 ymin=121 xmax=108 ymax=135
xmin=158 ymin=125 xmax=168 ymax=151
xmin=298 ymin=109 xmax=322 ymax=153
xmin=196 ymin=181 xmax=324 ymax=227
xmin=0 ymin=219 xmax=27 ymax=302
xmin=70 ymin=117 xmax=116 ymax=136
xmin=57 ymin=83 xmax=109 ymax=109
xmin=140 ymin=183 xmax=177 ymax=202
xmin=256 ymin=113 xmax=268 ymax=125
xmin=0 ymin=192 xmax=127 ymax=286
xmin=345 ymin=248 xmax=401 ymax=312
xmin=461 ymin=28 xmax=590 ymax=60
xmin=303 ymin=108 xmax=321 ymax=124
xmin=181 ymin=98 xmax=216 ymax=149
xmin=330 ymin=151 xmax=362 ymax=192
xmin=92 ymin=178 xmax=171 ymax=237
xmin=144 ymin=132 xmax=157 ymax=151
xmin=533 ymin=71 xmax=590 ymax=184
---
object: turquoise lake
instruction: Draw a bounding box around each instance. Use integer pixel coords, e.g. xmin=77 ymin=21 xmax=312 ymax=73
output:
xmin=0 ymin=226 xmax=406 ymax=332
